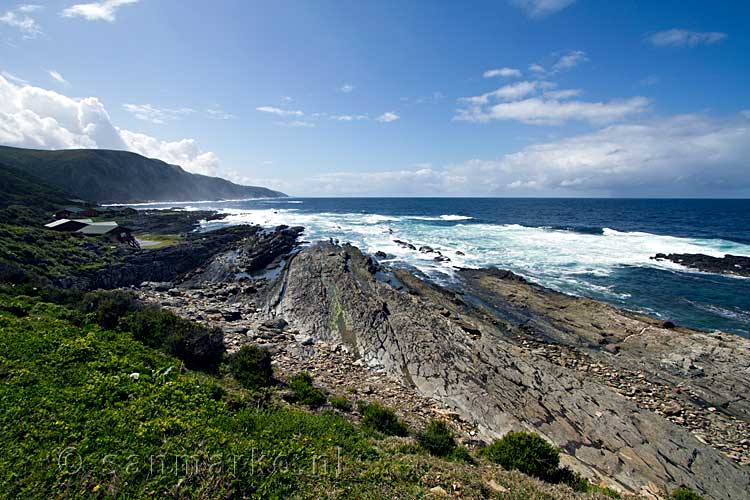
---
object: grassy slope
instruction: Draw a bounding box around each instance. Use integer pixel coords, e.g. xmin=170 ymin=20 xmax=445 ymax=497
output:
xmin=0 ymin=295 xmax=621 ymax=500
xmin=0 ymin=146 xmax=286 ymax=204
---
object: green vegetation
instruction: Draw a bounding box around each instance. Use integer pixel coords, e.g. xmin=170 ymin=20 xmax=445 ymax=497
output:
xmin=481 ymin=431 xmax=561 ymax=481
xmin=135 ymin=233 xmax=183 ymax=249
xmin=417 ymin=420 xmax=457 ymax=457
xmin=288 ymin=372 xmax=327 ymax=408
xmin=329 ymin=395 xmax=353 ymax=412
xmin=358 ymin=401 xmax=409 ymax=437
xmin=0 ymin=145 xmax=286 ymax=204
xmin=481 ymin=431 xmax=621 ymax=496
xmin=228 ymin=345 xmax=274 ymax=390
xmin=670 ymin=488 xmax=705 ymax=500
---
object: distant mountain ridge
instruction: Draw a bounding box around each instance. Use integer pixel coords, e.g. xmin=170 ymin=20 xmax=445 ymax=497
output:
xmin=0 ymin=146 xmax=287 ymax=204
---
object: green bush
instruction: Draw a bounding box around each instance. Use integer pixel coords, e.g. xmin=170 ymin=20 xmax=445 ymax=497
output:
xmin=481 ymin=431 xmax=560 ymax=481
xmin=82 ymin=289 xmax=140 ymax=329
xmin=329 ymin=395 xmax=352 ymax=412
xmin=119 ymin=306 xmax=225 ymax=371
xmin=670 ymin=488 xmax=705 ymax=500
xmin=417 ymin=420 xmax=457 ymax=457
xmin=288 ymin=372 xmax=327 ymax=408
xmin=358 ymin=401 xmax=409 ymax=437
xmin=229 ymin=345 xmax=274 ymax=390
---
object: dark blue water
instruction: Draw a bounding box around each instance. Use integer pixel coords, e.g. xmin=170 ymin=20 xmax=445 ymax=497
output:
xmin=143 ymin=197 xmax=750 ymax=337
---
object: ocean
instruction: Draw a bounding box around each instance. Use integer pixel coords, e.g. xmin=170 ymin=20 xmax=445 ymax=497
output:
xmin=136 ymin=198 xmax=750 ymax=337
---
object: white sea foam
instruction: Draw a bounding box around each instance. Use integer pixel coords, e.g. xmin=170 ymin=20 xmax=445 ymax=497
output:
xmin=200 ymin=207 xmax=750 ymax=297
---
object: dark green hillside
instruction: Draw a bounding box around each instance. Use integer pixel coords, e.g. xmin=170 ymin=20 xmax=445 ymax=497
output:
xmin=0 ymin=146 xmax=286 ymax=204
xmin=0 ymin=163 xmax=72 ymax=215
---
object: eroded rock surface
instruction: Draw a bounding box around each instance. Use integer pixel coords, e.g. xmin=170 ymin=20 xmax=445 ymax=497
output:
xmin=262 ymin=242 xmax=750 ymax=499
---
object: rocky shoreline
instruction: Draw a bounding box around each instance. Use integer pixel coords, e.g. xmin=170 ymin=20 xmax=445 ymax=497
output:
xmin=121 ymin=223 xmax=749 ymax=499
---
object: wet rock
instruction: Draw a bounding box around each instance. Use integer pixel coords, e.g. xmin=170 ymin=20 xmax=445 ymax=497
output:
xmin=419 ymin=245 xmax=435 ymax=254
xmin=394 ymin=239 xmax=417 ymax=251
xmin=652 ymin=253 xmax=750 ymax=278
xmin=375 ymin=251 xmax=388 ymax=259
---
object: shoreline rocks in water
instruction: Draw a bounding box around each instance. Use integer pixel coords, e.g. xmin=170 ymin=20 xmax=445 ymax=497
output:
xmin=652 ymin=252 xmax=750 ymax=277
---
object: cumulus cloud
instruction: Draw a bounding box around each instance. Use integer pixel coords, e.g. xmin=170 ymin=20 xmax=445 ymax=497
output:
xmin=123 ymin=103 xmax=195 ymax=124
xmin=0 ymin=73 xmax=222 ymax=176
xmin=376 ymin=111 xmax=400 ymax=123
xmin=48 ymin=70 xmax=70 ymax=87
xmin=256 ymin=106 xmax=304 ymax=117
xmin=119 ymin=130 xmax=220 ymax=175
xmin=61 ymin=0 xmax=139 ymax=22
xmin=338 ymin=83 xmax=354 ymax=93
xmin=294 ymin=113 xmax=750 ymax=197
xmin=529 ymin=63 xmax=545 ymax=73
xmin=483 ymin=67 xmax=522 ymax=78
xmin=0 ymin=4 xmax=43 ymax=38
xmin=206 ymin=106 xmax=236 ymax=120
xmin=646 ymin=29 xmax=727 ymax=48
xmin=511 ymin=0 xmax=575 ymax=18
xmin=330 ymin=114 xmax=368 ymax=121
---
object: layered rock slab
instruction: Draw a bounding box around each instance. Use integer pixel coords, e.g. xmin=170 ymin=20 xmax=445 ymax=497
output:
xmin=265 ymin=242 xmax=750 ymax=499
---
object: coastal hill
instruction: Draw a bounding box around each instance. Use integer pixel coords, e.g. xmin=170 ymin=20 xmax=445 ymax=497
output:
xmin=0 ymin=145 xmax=286 ymax=204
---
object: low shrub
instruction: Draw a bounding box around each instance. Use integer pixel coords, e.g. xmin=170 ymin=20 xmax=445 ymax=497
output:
xmin=229 ymin=345 xmax=274 ymax=390
xmin=82 ymin=289 xmax=140 ymax=329
xmin=119 ymin=306 xmax=225 ymax=371
xmin=358 ymin=401 xmax=409 ymax=437
xmin=329 ymin=395 xmax=352 ymax=412
xmin=481 ymin=431 xmax=560 ymax=481
xmin=417 ymin=420 xmax=457 ymax=457
xmin=288 ymin=372 xmax=327 ymax=408
xmin=670 ymin=488 xmax=704 ymax=500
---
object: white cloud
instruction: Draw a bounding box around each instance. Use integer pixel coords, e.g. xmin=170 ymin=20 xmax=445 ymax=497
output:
xmin=0 ymin=73 xmax=222 ymax=176
xmin=511 ymin=0 xmax=575 ymax=18
xmin=293 ymin=113 xmax=750 ymax=197
xmin=48 ymin=70 xmax=70 ymax=87
xmin=483 ymin=67 xmax=522 ymax=78
xmin=330 ymin=114 xmax=368 ymax=121
xmin=119 ymin=130 xmax=220 ymax=175
xmin=206 ymin=106 xmax=236 ymax=120
xmin=461 ymin=81 xmax=555 ymax=106
xmin=338 ymin=83 xmax=354 ymax=93
xmin=552 ymin=50 xmax=587 ymax=71
xmin=1 ymin=71 xmax=28 ymax=85
xmin=529 ymin=63 xmax=545 ymax=73
xmin=61 ymin=0 xmax=139 ymax=22
xmin=376 ymin=111 xmax=400 ymax=123
xmin=280 ymin=120 xmax=315 ymax=128
xmin=18 ymin=5 xmax=43 ymax=13
xmin=0 ymin=5 xmax=43 ymax=38
xmin=123 ymin=103 xmax=195 ymax=124
xmin=457 ymin=95 xmax=649 ymax=125
xmin=543 ymin=88 xmax=582 ymax=99
xmin=256 ymin=106 xmax=304 ymax=117
xmin=456 ymin=69 xmax=647 ymax=126
xmin=646 ymin=29 xmax=727 ymax=48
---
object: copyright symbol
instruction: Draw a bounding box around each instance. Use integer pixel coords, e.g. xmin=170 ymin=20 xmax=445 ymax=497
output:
xmin=57 ymin=446 xmax=82 ymax=475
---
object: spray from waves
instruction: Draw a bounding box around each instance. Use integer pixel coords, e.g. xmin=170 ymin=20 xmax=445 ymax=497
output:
xmin=201 ymin=207 xmax=750 ymax=294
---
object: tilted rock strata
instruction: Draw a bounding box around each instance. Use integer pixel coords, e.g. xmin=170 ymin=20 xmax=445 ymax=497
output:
xmin=264 ymin=243 xmax=750 ymax=499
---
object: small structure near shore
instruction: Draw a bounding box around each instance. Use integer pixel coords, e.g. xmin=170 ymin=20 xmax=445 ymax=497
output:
xmin=44 ymin=218 xmax=94 ymax=231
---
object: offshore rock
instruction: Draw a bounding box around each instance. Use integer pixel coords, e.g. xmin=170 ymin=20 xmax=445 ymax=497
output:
xmin=652 ymin=253 xmax=750 ymax=277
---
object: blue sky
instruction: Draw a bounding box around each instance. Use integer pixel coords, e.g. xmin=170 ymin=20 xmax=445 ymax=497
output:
xmin=1 ymin=0 xmax=749 ymax=196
